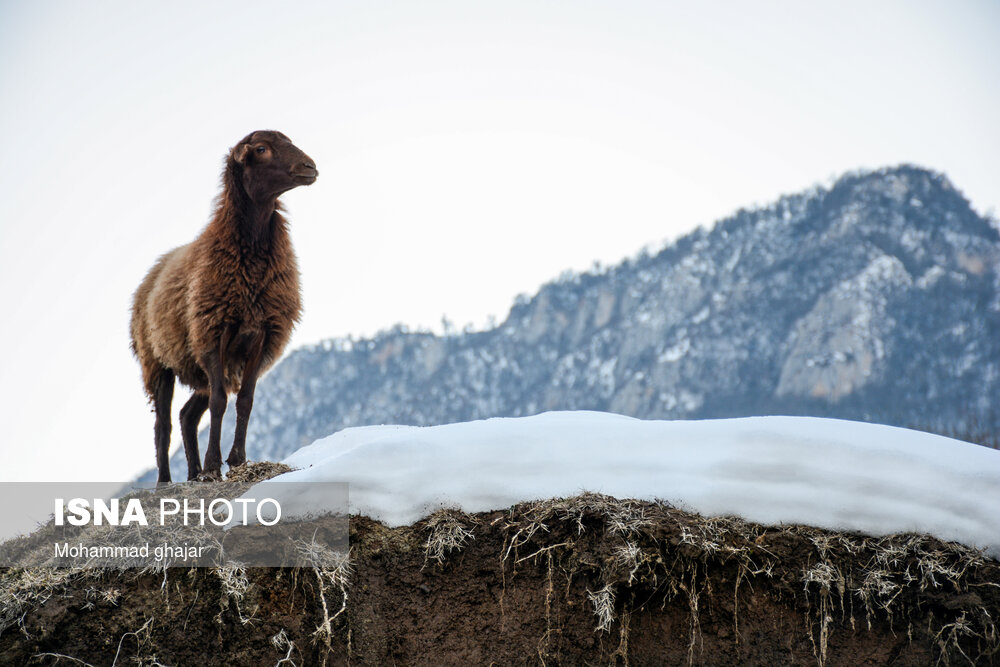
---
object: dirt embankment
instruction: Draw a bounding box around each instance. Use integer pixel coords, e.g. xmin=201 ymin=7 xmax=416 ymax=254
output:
xmin=2 ymin=492 xmax=998 ymax=666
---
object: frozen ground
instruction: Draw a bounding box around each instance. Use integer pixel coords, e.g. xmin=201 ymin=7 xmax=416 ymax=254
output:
xmin=236 ymin=411 xmax=1000 ymax=556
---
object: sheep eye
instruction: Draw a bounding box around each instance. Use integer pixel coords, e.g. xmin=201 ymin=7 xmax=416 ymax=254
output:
xmin=255 ymin=146 xmax=266 ymax=155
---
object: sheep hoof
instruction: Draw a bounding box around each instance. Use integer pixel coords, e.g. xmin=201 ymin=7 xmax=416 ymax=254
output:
xmin=197 ymin=470 xmax=222 ymax=483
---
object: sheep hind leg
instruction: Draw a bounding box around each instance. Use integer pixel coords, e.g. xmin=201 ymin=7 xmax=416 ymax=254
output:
xmin=179 ymin=392 xmax=208 ymax=481
xmin=152 ymin=369 xmax=175 ymax=485
xmin=228 ymin=331 xmax=266 ymax=469
xmin=201 ymin=331 xmax=232 ymax=480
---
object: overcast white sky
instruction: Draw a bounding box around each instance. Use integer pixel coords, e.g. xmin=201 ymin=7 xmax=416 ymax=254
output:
xmin=0 ymin=1 xmax=997 ymax=483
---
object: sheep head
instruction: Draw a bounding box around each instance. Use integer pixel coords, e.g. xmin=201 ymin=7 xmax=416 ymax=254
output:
xmin=230 ymin=130 xmax=318 ymax=203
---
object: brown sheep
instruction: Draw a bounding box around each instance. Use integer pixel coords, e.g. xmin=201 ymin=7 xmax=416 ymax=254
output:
xmin=130 ymin=130 xmax=318 ymax=482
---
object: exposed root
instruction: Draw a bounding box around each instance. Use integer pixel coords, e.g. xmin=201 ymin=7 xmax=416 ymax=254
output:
xmin=587 ymin=584 xmax=615 ymax=633
xmin=271 ymin=628 xmax=298 ymax=666
xmin=611 ymin=607 xmax=631 ymax=667
xmin=110 ymin=617 xmax=156 ymax=666
xmin=294 ymin=537 xmax=352 ymax=667
xmin=934 ymin=612 xmax=979 ymax=666
xmin=678 ymin=568 xmax=703 ymax=666
xmin=498 ymin=493 xmax=998 ymax=664
xmin=31 ymin=653 xmax=97 ymax=666
xmin=214 ymin=564 xmax=256 ymax=626
xmin=536 ymin=551 xmax=557 ymax=665
xmin=423 ymin=510 xmax=475 ymax=566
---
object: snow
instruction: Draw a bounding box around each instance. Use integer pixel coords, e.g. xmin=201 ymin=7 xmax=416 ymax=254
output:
xmin=237 ymin=412 xmax=1000 ymax=557
xmin=659 ymin=338 xmax=691 ymax=362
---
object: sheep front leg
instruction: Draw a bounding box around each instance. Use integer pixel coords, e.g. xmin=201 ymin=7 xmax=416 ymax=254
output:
xmin=228 ymin=331 xmax=266 ymax=469
xmin=201 ymin=332 xmax=231 ymax=479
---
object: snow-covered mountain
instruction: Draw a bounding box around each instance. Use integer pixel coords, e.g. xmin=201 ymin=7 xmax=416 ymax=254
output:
xmin=137 ymin=165 xmax=1000 ymax=484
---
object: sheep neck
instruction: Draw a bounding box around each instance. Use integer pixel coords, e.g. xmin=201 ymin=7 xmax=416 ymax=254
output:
xmin=215 ymin=179 xmax=286 ymax=255
xmin=241 ymin=198 xmax=279 ymax=245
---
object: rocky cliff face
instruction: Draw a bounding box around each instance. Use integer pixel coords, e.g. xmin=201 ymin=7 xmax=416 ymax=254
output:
xmin=139 ymin=165 xmax=1000 ymax=484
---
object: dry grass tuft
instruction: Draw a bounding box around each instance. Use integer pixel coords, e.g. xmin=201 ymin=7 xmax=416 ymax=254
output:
xmin=0 ymin=567 xmax=82 ymax=637
xmin=225 ymin=461 xmax=294 ymax=484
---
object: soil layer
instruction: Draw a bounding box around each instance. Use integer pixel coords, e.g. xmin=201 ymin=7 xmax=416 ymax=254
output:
xmin=2 ymin=494 xmax=998 ymax=666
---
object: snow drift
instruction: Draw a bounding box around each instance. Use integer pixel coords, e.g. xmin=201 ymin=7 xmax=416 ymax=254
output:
xmin=236 ymin=412 xmax=1000 ymax=557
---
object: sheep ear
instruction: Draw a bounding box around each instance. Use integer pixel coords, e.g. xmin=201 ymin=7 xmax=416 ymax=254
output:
xmin=232 ymin=144 xmax=250 ymax=165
